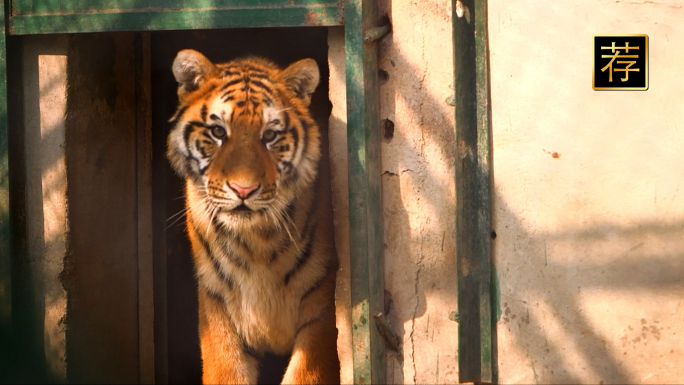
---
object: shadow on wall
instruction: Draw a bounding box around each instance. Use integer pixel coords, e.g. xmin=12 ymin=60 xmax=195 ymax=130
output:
xmin=373 ymin=11 xmax=458 ymax=380
xmin=369 ymin=15 xmax=683 ymax=382
xmin=493 ymin=197 xmax=684 ymax=384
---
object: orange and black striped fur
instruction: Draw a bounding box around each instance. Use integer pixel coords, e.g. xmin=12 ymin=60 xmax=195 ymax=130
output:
xmin=166 ymin=50 xmax=340 ymax=384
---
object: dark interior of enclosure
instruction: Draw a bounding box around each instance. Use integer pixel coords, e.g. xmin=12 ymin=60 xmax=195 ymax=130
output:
xmin=151 ymin=27 xmax=331 ymax=384
xmin=4 ymin=27 xmax=331 ymax=383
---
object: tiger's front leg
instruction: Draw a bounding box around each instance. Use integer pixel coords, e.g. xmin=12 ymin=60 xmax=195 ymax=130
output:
xmin=198 ymin=290 xmax=259 ymax=384
xmin=282 ymin=273 xmax=340 ymax=385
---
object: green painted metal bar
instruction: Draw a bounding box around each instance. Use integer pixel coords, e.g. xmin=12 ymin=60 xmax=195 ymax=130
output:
xmin=9 ymin=5 xmax=343 ymax=35
xmin=452 ymin=0 xmax=496 ymax=383
xmin=0 ymin=0 xmax=8 ymax=326
xmin=0 ymin=0 xmax=12 ymax=379
xmin=345 ymin=0 xmax=385 ymax=383
xmin=11 ymin=0 xmax=340 ymax=15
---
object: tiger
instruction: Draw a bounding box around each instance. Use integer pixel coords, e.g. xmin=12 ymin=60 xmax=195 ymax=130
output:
xmin=166 ymin=49 xmax=340 ymax=384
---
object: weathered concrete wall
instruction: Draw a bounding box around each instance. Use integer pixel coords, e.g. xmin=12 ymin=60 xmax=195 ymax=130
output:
xmin=377 ymin=1 xmax=459 ymax=384
xmin=329 ymin=2 xmax=458 ymax=384
xmin=489 ymin=0 xmax=684 ymax=383
xmin=331 ymin=1 xmax=683 ymax=384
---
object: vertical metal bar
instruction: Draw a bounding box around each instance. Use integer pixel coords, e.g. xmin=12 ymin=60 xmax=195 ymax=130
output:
xmin=473 ymin=0 xmax=496 ymax=381
xmin=345 ymin=0 xmax=386 ymax=383
xmin=135 ymin=31 xmax=155 ymax=385
xmin=151 ymin=50 xmax=169 ymax=385
xmin=0 ymin=0 xmax=11 ymax=369
xmin=452 ymin=0 xmax=496 ymax=383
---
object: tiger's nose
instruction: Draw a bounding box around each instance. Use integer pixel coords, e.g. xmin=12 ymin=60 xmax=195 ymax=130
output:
xmin=228 ymin=182 xmax=259 ymax=199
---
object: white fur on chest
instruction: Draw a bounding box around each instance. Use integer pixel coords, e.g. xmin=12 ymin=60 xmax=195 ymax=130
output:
xmin=188 ymin=189 xmax=302 ymax=354
xmin=228 ymin=262 xmax=299 ymax=354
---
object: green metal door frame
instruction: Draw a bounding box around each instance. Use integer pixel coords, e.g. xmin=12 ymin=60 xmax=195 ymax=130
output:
xmin=344 ymin=0 xmax=386 ymax=383
xmin=0 ymin=0 xmax=390 ymax=383
xmin=8 ymin=3 xmax=344 ymax=34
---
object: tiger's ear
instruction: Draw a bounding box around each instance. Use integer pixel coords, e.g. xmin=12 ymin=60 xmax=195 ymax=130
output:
xmin=279 ymin=59 xmax=319 ymax=106
xmin=172 ymin=49 xmax=219 ymax=98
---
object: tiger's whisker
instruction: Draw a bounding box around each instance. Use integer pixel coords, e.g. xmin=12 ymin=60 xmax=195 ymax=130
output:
xmin=207 ymin=204 xmax=219 ymax=239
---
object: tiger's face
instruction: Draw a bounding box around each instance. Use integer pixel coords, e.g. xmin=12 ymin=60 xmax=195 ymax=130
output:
xmin=167 ymin=50 xmax=321 ymax=229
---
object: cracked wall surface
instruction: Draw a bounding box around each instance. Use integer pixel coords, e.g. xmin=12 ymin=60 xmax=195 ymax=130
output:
xmin=329 ymin=1 xmax=458 ymax=383
xmin=378 ymin=1 xmax=458 ymax=384
xmin=489 ymin=0 xmax=684 ymax=383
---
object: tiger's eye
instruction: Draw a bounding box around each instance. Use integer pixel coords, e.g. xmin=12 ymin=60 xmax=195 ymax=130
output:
xmin=262 ymin=129 xmax=277 ymax=142
xmin=210 ymin=125 xmax=226 ymax=139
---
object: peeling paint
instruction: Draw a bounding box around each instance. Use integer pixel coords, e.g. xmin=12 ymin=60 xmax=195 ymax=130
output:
xmin=458 ymin=138 xmax=474 ymax=160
